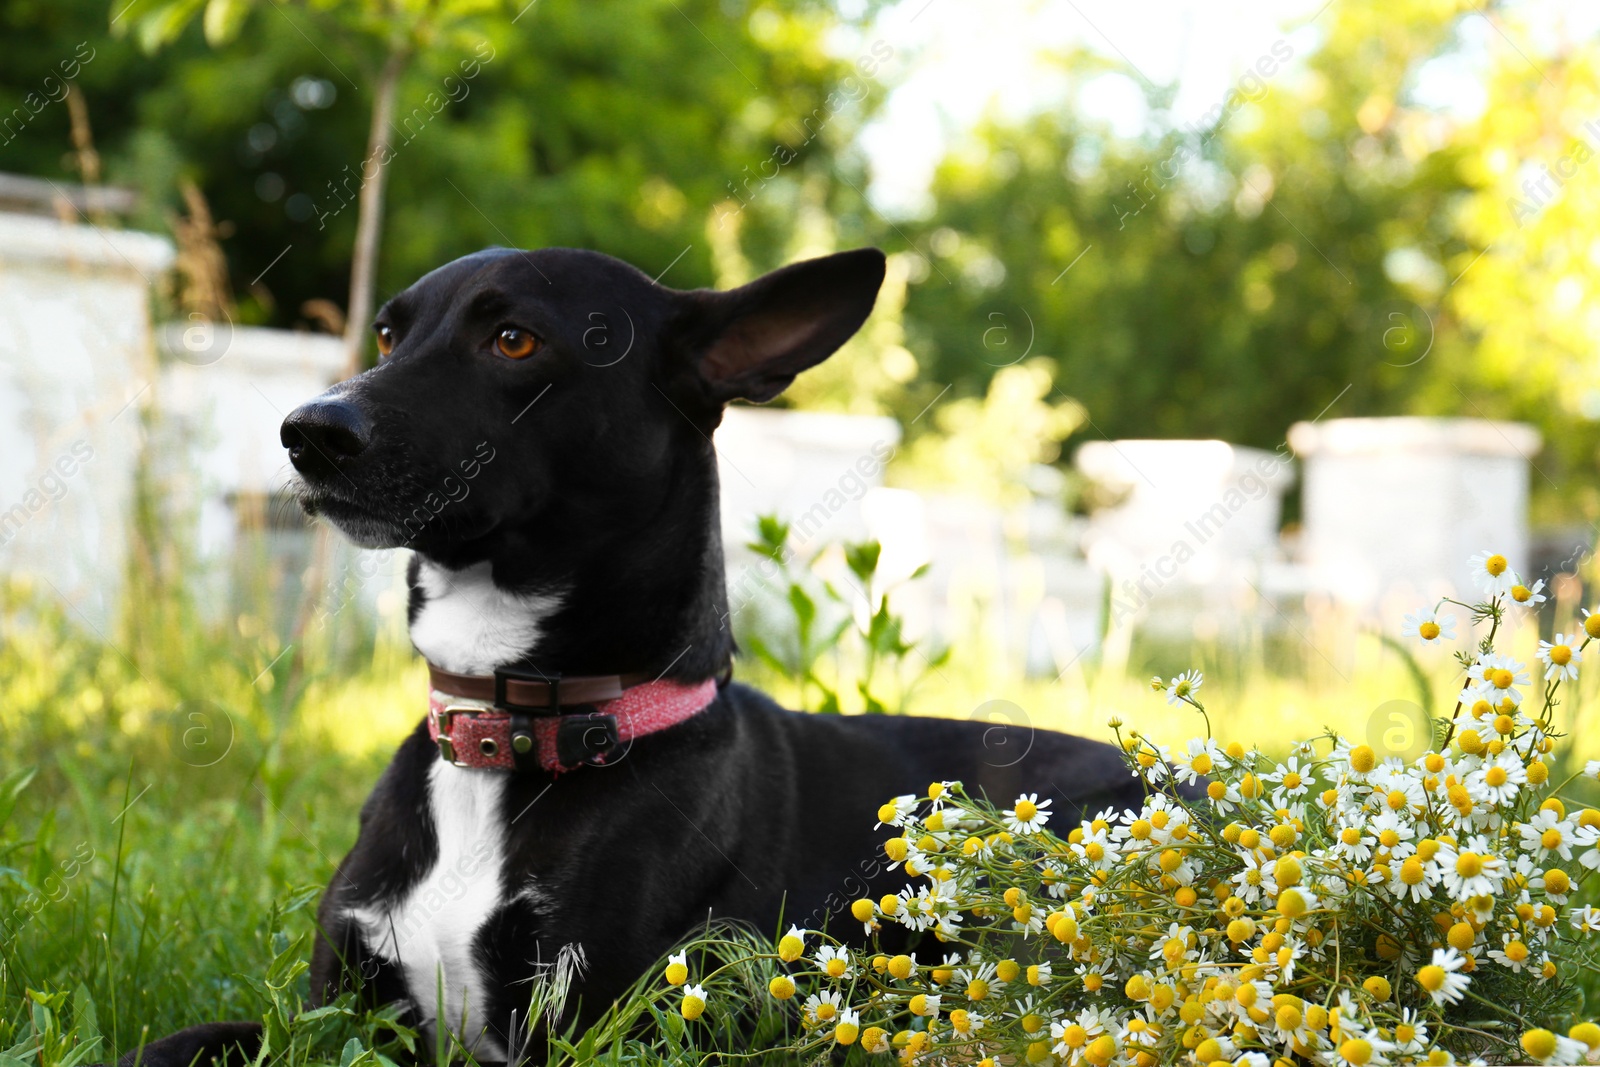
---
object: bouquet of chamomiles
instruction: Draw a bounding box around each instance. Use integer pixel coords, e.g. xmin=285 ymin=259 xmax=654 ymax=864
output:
xmin=663 ymin=552 xmax=1600 ymax=1065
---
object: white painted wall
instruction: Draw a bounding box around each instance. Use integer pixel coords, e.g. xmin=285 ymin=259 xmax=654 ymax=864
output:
xmin=0 ymin=211 xmax=174 ymax=627
xmin=1288 ymin=417 xmax=1541 ymax=607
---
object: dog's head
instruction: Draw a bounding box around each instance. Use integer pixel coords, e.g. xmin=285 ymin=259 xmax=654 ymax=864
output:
xmin=281 ymin=247 xmax=885 ymax=568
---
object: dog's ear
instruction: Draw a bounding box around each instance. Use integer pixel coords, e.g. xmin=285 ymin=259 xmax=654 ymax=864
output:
xmin=671 ymin=248 xmax=886 ymax=404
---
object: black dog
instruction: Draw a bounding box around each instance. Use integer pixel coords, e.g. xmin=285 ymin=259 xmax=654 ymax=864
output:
xmin=121 ymin=246 xmax=1145 ymax=1066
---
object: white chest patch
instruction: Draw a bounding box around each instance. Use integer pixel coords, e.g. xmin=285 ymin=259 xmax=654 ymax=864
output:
xmin=409 ymin=558 xmax=562 ymax=675
xmin=348 ymin=761 xmax=511 ymax=1059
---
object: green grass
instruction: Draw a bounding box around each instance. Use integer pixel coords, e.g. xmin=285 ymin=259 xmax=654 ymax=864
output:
xmin=7 ymin=549 xmax=1600 ymax=1064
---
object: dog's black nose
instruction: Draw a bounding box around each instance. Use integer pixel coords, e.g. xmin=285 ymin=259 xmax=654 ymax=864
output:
xmin=281 ymin=398 xmax=372 ymax=475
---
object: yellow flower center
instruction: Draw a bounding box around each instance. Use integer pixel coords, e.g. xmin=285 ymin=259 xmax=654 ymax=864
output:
xmin=1282 ymin=772 xmax=1302 ymax=790
xmin=1340 ymin=1038 xmax=1374 ymax=1065
xmin=1192 ymin=753 xmax=1213 ymax=775
xmin=1062 ymin=1024 xmax=1088 ymax=1049
xmin=1505 ymin=940 xmax=1529 ymax=962
xmin=1455 ymin=852 xmax=1484 ymax=878
xmin=1014 ymin=799 xmax=1038 ymax=822
xmin=1522 ymin=1030 xmax=1558 ymax=1061
xmin=1490 ymin=669 xmax=1514 ymax=689
xmin=1400 ymin=858 xmax=1425 ymax=885
xmin=1021 ymin=1013 xmax=1043 ymax=1034
xmin=1485 ymin=767 xmax=1507 ymax=787
xmin=1485 ymin=554 xmax=1508 ymax=576
xmin=1418 ymin=965 xmax=1446 ymax=992
xmin=1420 ymin=620 xmax=1441 ymax=639
xmin=1544 ymin=868 xmax=1570 ymax=894
xmin=1277 ymin=1005 xmax=1302 ymax=1031
xmin=1551 ymin=644 xmax=1572 ymax=665
xmin=1513 ymin=584 xmax=1532 ymax=602
xmin=1340 ymin=827 xmax=1362 ymax=846
xmin=967 ymin=979 xmax=989 ymax=1000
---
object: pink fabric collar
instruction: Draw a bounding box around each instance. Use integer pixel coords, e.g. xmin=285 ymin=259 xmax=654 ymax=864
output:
xmin=427 ymin=676 xmax=718 ymax=774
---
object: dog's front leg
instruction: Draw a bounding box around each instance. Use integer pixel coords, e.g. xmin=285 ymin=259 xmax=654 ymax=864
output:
xmin=113 ymin=1021 xmax=262 ymax=1067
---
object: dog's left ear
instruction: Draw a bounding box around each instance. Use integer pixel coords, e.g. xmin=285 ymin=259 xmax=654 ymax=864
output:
xmin=671 ymin=248 xmax=886 ymax=404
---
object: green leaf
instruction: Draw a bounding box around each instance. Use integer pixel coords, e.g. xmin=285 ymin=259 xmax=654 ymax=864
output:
xmin=201 ymin=0 xmax=251 ymax=43
xmin=339 ymin=1037 xmax=363 ymax=1067
xmin=786 ymin=583 xmax=816 ymax=630
xmin=844 ymin=541 xmax=881 ymax=584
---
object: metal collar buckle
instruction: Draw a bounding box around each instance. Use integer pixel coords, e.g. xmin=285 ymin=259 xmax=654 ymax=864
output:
xmin=434 ymin=703 xmax=485 ymax=766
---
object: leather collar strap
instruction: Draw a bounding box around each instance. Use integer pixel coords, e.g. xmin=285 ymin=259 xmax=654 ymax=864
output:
xmin=426 ymin=663 xmax=717 ymax=774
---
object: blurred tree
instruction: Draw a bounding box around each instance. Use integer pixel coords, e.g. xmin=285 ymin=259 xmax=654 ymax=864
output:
xmin=0 ymin=0 xmax=887 ymax=366
xmin=117 ymin=0 xmax=506 ymax=374
xmin=898 ymin=9 xmax=1476 ymax=473
xmin=1447 ymin=5 xmax=1600 ymax=525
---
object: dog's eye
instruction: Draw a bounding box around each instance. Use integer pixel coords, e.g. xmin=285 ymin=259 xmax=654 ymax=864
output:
xmin=495 ymin=327 xmax=541 ymax=360
xmin=374 ymin=325 xmax=396 ymax=357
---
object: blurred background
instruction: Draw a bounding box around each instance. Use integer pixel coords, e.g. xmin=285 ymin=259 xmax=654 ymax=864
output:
xmin=6 ymin=0 xmax=1600 ymax=1031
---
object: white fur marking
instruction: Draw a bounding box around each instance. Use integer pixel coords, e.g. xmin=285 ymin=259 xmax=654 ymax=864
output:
xmin=348 ymin=762 xmax=511 ymax=1060
xmin=409 ymin=559 xmax=561 ymax=674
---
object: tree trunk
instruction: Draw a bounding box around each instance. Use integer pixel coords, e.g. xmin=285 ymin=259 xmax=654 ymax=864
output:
xmin=341 ymin=43 xmax=410 ymax=378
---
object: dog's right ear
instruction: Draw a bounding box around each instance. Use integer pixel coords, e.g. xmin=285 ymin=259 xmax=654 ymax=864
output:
xmin=668 ymin=248 xmax=886 ymax=407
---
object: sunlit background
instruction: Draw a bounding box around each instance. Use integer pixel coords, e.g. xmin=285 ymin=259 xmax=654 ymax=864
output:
xmin=5 ymin=0 xmax=1600 ymax=1030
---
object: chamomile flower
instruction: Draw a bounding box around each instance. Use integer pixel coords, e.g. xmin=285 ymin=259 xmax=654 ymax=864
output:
xmin=1511 ymin=576 xmax=1548 ymax=607
xmin=1468 ymin=750 xmax=1527 ymax=806
xmin=1401 ymin=608 xmax=1457 ymax=644
xmin=1570 ymin=905 xmax=1600 ymax=933
xmin=1050 ymin=1008 xmax=1109 ymax=1061
xmin=1004 ymin=793 xmax=1052 ymax=835
xmin=1263 ymin=754 xmax=1314 ymax=801
xmin=1537 ymin=634 xmax=1582 ymax=682
xmin=874 ymin=794 xmax=918 ymax=828
xmin=1468 ymin=550 xmax=1515 ymax=596
xmin=1393 ymin=1008 xmax=1429 ymax=1055
xmin=1488 ymin=932 xmax=1534 ymax=973
xmin=1415 ymin=947 xmax=1471 ymax=1006
xmin=1173 ymin=737 xmax=1224 ymax=785
xmin=664 ymin=951 xmax=689 ymax=985
xmin=1435 ymin=836 xmax=1508 ymax=900
xmin=803 ymin=988 xmax=843 ymax=1025
xmin=1231 ymin=850 xmax=1278 ymax=905
xmin=814 ymin=944 xmax=853 ymax=979
xmin=1468 ymin=653 xmax=1530 ymax=707
xmin=1332 ymin=820 xmax=1376 ymax=864
xmin=1520 ymin=809 xmax=1576 ymax=862
xmin=1164 ymin=669 xmax=1203 ymax=705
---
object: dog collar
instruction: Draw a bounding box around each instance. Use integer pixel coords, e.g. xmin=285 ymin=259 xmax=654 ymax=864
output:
xmin=425 ymin=663 xmax=717 ymax=774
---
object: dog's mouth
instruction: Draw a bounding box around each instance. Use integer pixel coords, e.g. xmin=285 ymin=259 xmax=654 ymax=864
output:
xmin=290 ymin=473 xmax=500 ymax=551
xmin=289 ymin=479 xmax=406 ymax=548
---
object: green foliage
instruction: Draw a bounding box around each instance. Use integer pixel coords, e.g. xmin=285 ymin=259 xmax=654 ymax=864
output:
xmin=1 ymin=0 xmax=883 ymax=342
xmin=735 ymin=515 xmax=947 ymax=714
